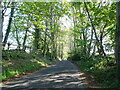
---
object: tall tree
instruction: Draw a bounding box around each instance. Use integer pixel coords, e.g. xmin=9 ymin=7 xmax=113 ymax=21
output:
xmin=3 ymin=2 xmax=15 ymax=49
xmin=0 ymin=1 xmax=3 ymax=53
xmin=0 ymin=1 xmax=3 ymax=82
xmin=84 ymin=2 xmax=110 ymax=56
xmin=14 ymin=23 xmax=21 ymax=49
xmin=0 ymin=1 xmax=3 ymax=48
xmin=115 ymin=1 xmax=120 ymax=85
xmin=33 ymin=25 xmax=40 ymax=51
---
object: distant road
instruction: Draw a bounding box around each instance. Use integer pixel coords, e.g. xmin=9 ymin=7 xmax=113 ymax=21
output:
xmin=2 ymin=60 xmax=84 ymax=89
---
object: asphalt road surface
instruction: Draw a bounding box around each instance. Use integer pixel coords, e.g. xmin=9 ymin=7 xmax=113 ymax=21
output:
xmin=2 ymin=60 xmax=84 ymax=89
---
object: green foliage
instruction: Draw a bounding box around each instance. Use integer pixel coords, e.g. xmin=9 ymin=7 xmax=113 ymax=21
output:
xmin=2 ymin=50 xmax=32 ymax=60
xmin=68 ymin=49 xmax=92 ymax=61
xmin=2 ymin=50 xmax=56 ymax=81
xmin=76 ymin=56 xmax=117 ymax=88
xmin=2 ymin=62 xmax=44 ymax=80
xmin=70 ymin=52 xmax=81 ymax=61
xmin=2 ymin=2 xmax=117 ymax=88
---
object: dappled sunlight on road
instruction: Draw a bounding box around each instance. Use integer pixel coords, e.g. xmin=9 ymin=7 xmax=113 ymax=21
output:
xmin=2 ymin=60 xmax=85 ymax=89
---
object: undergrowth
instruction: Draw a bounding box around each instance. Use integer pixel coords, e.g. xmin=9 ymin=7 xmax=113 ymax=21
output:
xmin=69 ymin=53 xmax=118 ymax=88
xmin=1 ymin=50 xmax=57 ymax=81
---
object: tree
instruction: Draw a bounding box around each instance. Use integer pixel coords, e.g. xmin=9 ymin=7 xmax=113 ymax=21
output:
xmin=84 ymin=2 xmax=106 ymax=56
xmin=0 ymin=1 xmax=3 ymax=54
xmin=115 ymin=1 xmax=120 ymax=85
xmin=2 ymin=2 xmax=15 ymax=49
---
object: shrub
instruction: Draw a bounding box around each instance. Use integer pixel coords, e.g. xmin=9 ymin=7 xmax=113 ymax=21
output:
xmin=67 ymin=49 xmax=92 ymax=61
xmin=2 ymin=50 xmax=30 ymax=60
xmin=76 ymin=56 xmax=117 ymax=88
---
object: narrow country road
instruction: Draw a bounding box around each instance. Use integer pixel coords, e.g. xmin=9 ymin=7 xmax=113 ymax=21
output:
xmin=2 ymin=60 xmax=84 ymax=89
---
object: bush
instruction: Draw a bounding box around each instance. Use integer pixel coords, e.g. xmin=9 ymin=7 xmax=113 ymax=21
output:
xmin=2 ymin=50 xmax=30 ymax=60
xmin=67 ymin=49 xmax=92 ymax=61
xmin=76 ymin=56 xmax=117 ymax=88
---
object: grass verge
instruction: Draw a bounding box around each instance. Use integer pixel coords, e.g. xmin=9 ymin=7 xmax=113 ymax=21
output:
xmin=1 ymin=51 xmax=58 ymax=82
xmin=73 ymin=56 xmax=118 ymax=88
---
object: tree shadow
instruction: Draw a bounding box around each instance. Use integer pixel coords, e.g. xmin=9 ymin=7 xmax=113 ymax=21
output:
xmin=2 ymin=60 xmax=86 ymax=89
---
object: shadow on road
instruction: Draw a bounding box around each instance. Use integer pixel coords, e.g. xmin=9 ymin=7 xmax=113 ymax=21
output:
xmin=2 ymin=60 xmax=86 ymax=89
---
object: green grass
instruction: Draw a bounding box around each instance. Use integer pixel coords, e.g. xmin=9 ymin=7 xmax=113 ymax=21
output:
xmin=2 ymin=51 xmax=57 ymax=81
xmin=2 ymin=61 xmax=45 ymax=80
xmin=75 ymin=56 xmax=118 ymax=88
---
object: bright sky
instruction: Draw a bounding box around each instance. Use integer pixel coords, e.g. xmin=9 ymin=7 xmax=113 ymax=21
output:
xmin=60 ymin=15 xmax=73 ymax=30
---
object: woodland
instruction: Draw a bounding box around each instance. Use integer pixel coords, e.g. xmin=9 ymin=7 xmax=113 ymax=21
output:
xmin=0 ymin=1 xmax=120 ymax=88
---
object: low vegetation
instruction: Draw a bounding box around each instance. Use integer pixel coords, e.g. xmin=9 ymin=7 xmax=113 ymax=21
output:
xmin=68 ymin=54 xmax=118 ymax=88
xmin=1 ymin=50 xmax=57 ymax=81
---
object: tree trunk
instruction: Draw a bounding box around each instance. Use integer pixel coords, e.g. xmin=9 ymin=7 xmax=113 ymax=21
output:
xmin=0 ymin=1 xmax=3 ymax=49
xmin=43 ymin=20 xmax=48 ymax=57
xmin=61 ymin=43 xmax=63 ymax=59
xmin=115 ymin=1 xmax=120 ymax=85
xmin=78 ymin=6 xmax=88 ymax=55
xmin=16 ymin=28 xmax=20 ymax=49
xmin=22 ymin=28 xmax=28 ymax=51
xmin=0 ymin=1 xmax=3 ymax=80
xmin=72 ymin=6 xmax=77 ymax=51
xmin=82 ymin=29 xmax=87 ymax=55
xmin=92 ymin=43 xmax=96 ymax=56
xmin=84 ymin=2 xmax=105 ymax=56
xmin=0 ymin=1 xmax=3 ymax=57
xmin=33 ymin=26 xmax=40 ymax=51
xmin=88 ymin=28 xmax=94 ymax=55
xmin=14 ymin=23 xmax=21 ymax=49
xmin=3 ymin=2 xmax=15 ymax=49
